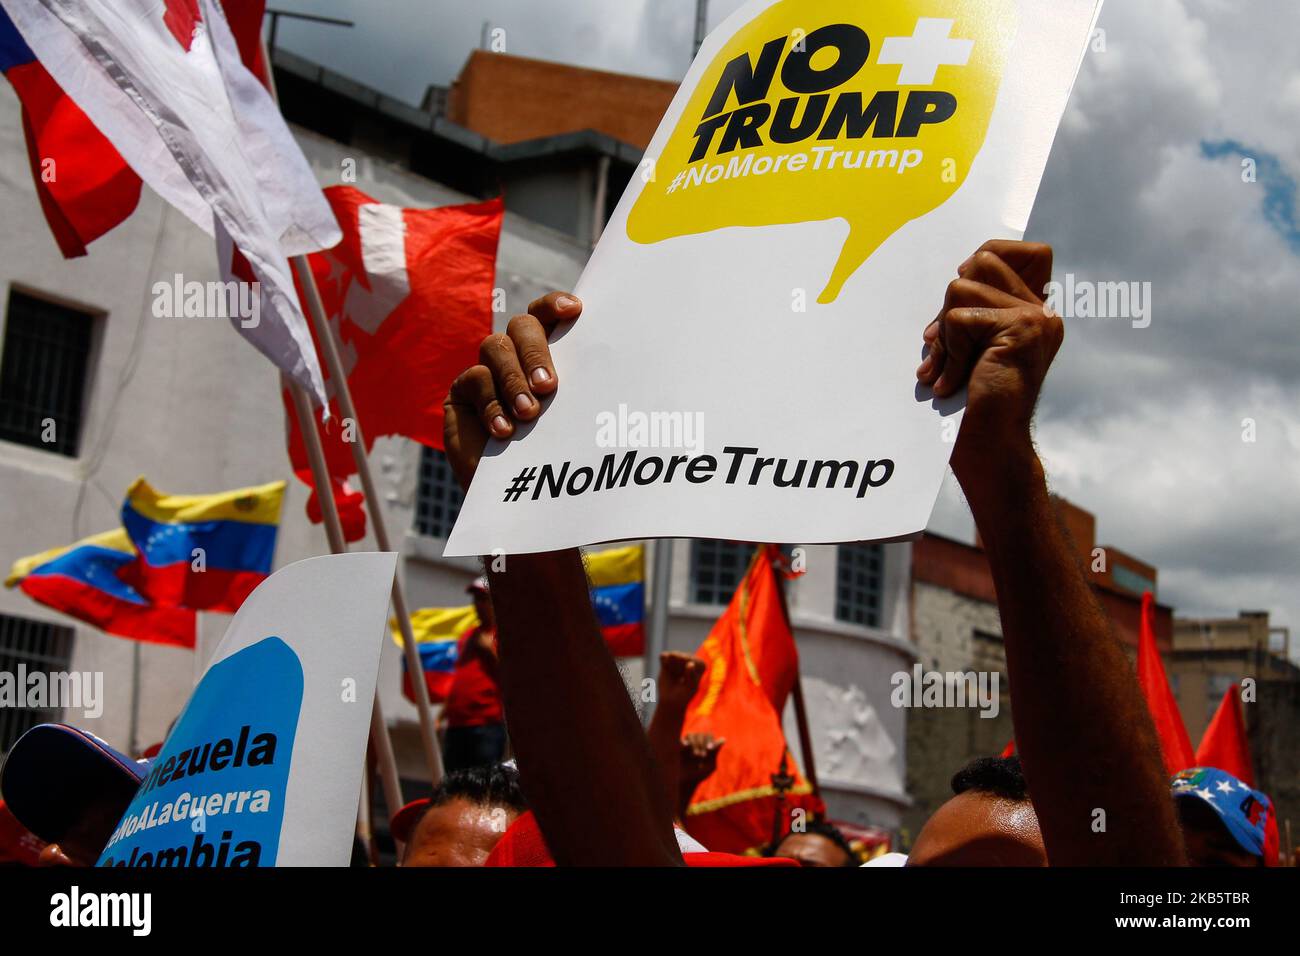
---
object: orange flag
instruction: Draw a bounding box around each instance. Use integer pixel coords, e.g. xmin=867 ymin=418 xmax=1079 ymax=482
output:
xmin=1136 ymin=591 xmax=1195 ymax=775
xmin=1196 ymin=685 xmax=1253 ymax=785
xmin=682 ymin=546 xmax=820 ymax=853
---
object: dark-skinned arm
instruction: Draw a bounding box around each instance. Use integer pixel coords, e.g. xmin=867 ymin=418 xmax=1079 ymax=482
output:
xmin=444 ymin=293 xmax=682 ymax=867
xmin=922 ymin=241 xmax=1186 ymax=867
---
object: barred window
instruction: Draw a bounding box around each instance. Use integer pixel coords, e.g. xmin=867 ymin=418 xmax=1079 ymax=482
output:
xmin=0 ymin=289 xmax=96 ymax=457
xmin=690 ymin=540 xmax=757 ymax=606
xmin=414 ymin=446 xmax=464 ymax=539
xmin=0 ymin=612 xmax=75 ymax=754
xmin=835 ymin=542 xmax=884 ymax=628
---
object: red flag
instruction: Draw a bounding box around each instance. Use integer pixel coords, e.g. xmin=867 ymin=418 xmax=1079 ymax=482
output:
xmin=1195 ymin=684 xmax=1253 ymax=785
xmin=283 ymin=187 xmax=503 ymax=539
xmin=682 ymin=546 xmax=821 ymax=854
xmin=0 ymin=6 xmax=141 ymax=257
xmin=1136 ymin=590 xmax=1195 ymax=775
xmin=0 ymin=1 xmax=267 ymax=258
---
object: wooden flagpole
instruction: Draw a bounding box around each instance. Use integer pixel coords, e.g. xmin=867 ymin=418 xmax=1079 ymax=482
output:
xmin=288 ymin=381 xmax=406 ymax=858
xmin=768 ymin=547 xmax=820 ymax=797
xmin=258 ymin=32 xmax=410 ymax=853
xmin=256 ymin=30 xmax=442 ymax=788
xmin=290 ymin=256 xmax=444 ymax=785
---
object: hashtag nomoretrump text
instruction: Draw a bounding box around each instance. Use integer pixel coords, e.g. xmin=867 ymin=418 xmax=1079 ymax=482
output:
xmin=503 ymin=446 xmax=895 ymax=503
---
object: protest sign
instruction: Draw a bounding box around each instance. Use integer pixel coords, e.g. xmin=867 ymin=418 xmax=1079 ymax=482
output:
xmin=97 ymin=552 xmax=397 ymax=867
xmin=446 ymin=0 xmax=1103 ymax=556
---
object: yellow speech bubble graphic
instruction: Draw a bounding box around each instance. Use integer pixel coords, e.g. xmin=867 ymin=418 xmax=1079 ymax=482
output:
xmin=627 ymin=0 xmax=1016 ymax=304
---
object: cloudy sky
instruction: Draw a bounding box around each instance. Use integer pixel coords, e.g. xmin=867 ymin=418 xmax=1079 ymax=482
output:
xmin=276 ymin=1 xmax=1300 ymax=647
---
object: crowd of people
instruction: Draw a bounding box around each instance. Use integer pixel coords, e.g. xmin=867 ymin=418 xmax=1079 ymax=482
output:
xmin=0 ymin=240 xmax=1283 ymax=868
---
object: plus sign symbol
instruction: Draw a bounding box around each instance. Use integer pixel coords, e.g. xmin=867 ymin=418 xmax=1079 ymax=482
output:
xmin=877 ymin=18 xmax=975 ymax=86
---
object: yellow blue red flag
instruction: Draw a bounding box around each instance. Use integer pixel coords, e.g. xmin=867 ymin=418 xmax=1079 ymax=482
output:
xmin=391 ymin=605 xmax=479 ymax=704
xmin=392 ymin=544 xmax=647 ymax=702
xmin=585 ymin=544 xmax=645 ymax=656
xmin=6 ymin=529 xmax=195 ymax=647
xmin=119 ymin=477 xmax=285 ymax=613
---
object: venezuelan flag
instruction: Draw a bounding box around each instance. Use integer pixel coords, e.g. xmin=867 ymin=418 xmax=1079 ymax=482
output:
xmin=119 ymin=477 xmax=285 ymax=613
xmin=6 ymin=530 xmax=195 ymax=647
xmin=586 ymin=545 xmax=645 ymax=657
xmin=391 ymin=605 xmax=478 ymax=704
xmin=392 ymin=544 xmax=646 ymax=704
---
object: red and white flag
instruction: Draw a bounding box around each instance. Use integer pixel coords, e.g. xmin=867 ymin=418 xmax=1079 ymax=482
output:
xmin=0 ymin=0 xmax=340 ymax=402
xmin=283 ymin=186 xmax=504 ymax=538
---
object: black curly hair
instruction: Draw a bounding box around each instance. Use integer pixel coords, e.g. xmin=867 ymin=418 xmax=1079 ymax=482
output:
xmin=950 ymin=755 xmax=1029 ymax=802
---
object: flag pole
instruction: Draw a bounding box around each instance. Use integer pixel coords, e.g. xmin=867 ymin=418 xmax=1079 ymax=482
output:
xmin=290 ymin=256 xmax=444 ymax=785
xmin=768 ymin=546 xmax=820 ymax=798
xmin=257 ymin=36 xmax=423 ymax=847
xmin=287 ymin=380 xmax=406 ymax=858
xmin=256 ymin=31 xmax=442 ymax=787
xmin=356 ymin=763 xmax=376 ymax=865
xmin=642 ymin=539 xmax=673 ymax=726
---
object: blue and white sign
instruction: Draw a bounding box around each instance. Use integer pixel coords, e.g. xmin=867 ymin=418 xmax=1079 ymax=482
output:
xmin=99 ymin=552 xmax=398 ymax=867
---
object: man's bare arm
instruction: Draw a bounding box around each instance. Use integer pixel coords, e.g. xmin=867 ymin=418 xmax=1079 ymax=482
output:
xmin=444 ymin=293 xmax=682 ymax=866
xmin=485 ymin=549 xmax=682 ymax=866
xmin=927 ymin=241 xmax=1185 ymax=866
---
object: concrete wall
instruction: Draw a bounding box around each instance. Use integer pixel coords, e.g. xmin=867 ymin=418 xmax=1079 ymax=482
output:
xmin=903 ymin=580 xmax=1015 ymax=840
xmin=1254 ymin=678 xmax=1300 ymax=839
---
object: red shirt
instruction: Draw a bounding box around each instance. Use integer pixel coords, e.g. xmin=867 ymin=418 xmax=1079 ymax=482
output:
xmin=442 ymin=626 xmax=503 ymax=727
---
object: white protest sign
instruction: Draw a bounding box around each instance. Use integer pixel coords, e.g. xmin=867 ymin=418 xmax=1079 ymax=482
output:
xmin=97 ymin=552 xmax=397 ymax=867
xmin=446 ymin=0 xmax=1103 ymax=557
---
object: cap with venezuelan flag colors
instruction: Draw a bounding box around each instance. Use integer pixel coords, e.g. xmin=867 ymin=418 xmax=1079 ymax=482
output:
xmin=1172 ymin=767 xmax=1274 ymax=861
xmin=0 ymin=724 xmax=149 ymax=846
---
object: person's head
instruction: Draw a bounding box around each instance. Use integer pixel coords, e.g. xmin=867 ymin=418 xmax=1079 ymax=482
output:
xmin=0 ymin=724 xmax=148 ymax=867
xmin=467 ymin=577 xmax=494 ymax=629
xmin=908 ymin=756 xmax=1046 ymax=866
xmin=769 ymin=819 xmax=857 ymax=867
xmin=399 ymin=763 xmax=526 ymax=867
xmin=1172 ymin=768 xmax=1270 ymax=867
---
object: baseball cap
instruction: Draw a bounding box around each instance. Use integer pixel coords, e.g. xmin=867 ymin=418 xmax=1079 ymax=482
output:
xmin=0 ymin=724 xmax=149 ymax=845
xmin=1172 ymin=767 xmax=1272 ymax=860
xmin=390 ymin=798 xmax=431 ymax=844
